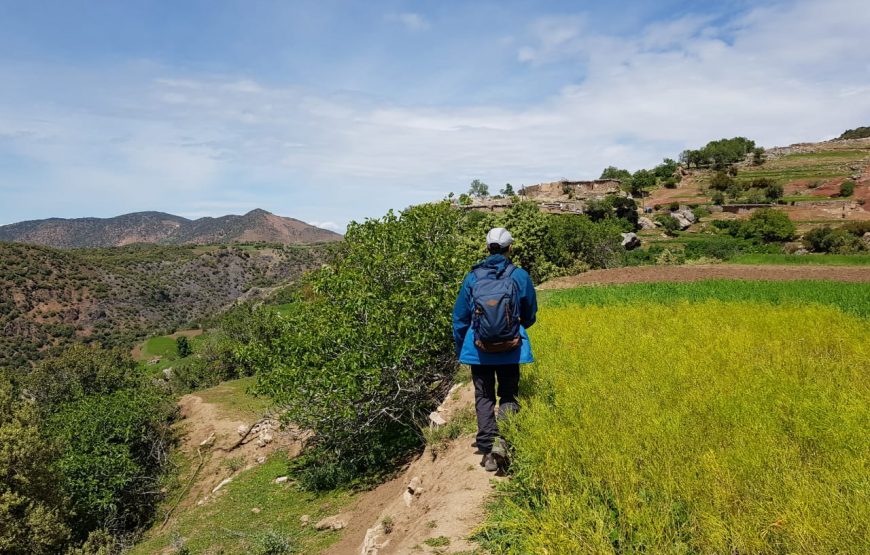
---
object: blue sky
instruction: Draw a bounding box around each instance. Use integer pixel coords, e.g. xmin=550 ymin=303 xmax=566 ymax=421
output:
xmin=1 ymin=0 xmax=869 ymax=231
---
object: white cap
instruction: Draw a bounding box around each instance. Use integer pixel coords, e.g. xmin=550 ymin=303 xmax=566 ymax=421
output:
xmin=486 ymin=227 xmax=513 ymax=248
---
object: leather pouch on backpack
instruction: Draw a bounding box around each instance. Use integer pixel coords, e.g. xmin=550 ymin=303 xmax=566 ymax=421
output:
xmin=475 ymin=336 xmax=522 ymax=353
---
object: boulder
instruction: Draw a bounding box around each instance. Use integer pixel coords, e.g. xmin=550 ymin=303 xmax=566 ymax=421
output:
xmin=637 ymin=216 xmax=656 ymax=230
xmin=162 ymin=367 xmax=173 ymax=380
xmin=671 ymin=211 xmax=693 ymax=230
xmin=274 ymin=476 xmax=289 ymax=484
xmin=428 ymin=411 xmax=447 ymax=427
xmin=620 ymin=232 xmax=641 ymax=250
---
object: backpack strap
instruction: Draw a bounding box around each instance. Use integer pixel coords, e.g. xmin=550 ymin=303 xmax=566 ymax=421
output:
xmin=499 ymin=263 xmax=516 ymax=278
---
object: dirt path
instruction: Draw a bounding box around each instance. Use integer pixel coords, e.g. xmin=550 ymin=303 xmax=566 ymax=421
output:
xmin=326 ymin=383 xmax=503 ymax=555
xmin=540 ymin=264 xmax=870 ymax=289
xmin=159 ymin=392 xmax=299 ymax=526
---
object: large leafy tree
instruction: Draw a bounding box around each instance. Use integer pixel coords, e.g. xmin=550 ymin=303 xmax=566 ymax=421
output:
xmin=0 ymin=378 xmax=70 ymax=554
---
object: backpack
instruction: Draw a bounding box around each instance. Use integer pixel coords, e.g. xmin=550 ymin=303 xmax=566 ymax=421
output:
xmin=470 ymin=263 xmax=522 ymax=353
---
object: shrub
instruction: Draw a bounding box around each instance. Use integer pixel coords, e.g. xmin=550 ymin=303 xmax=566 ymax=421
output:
xmin=840 ymin=180 xmax=855 ymax=197
xmin=246 ymin=203 xmax=476 ymax=488
xmin=738 ymin=209 xmax=796 ymax=242
xmin=709 ymin=171 xmax=734 ymax=192
xmin=654 ymin=214 xmax=681 ymax=236
xmin=803 ymin=226 xmax=867 ymax=254
xmin=0 ymin=379 xmax=71 ymax=554
xmin=175 ymin=336 xmax=192 ymax=358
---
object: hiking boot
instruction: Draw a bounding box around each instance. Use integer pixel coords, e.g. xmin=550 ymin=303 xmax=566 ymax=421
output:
xmin=491 ymin=437 xmax=508 ymax=459
xmin=482 ymin=453 xmax=498 ymax=472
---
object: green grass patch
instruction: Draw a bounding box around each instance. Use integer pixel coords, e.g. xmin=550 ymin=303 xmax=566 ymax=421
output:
xmin=140 ymin=335 xmax=179 ymax=359
xmin=478 ymin=301 xmax=870 ymax=553
xmin=542 ymin=279 xmax=870 ymax=318
xmin=131 ymin=454 xmax=354 ymax=554
xmin=729 ymin=253 xmax=870 ymax=266
xmin=196 ymin=377 xmax=273 ymax=421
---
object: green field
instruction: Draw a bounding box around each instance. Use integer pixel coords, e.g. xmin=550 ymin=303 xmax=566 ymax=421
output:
xmin=131 ymin=454 xmax=353 ymax=555
xmin=542 ymin=280 xmax=870 ymax=318
xmin=140 ymin=335 xmax=180 ymax=359
xmin=729 ymin=253 xmax=870 ymax=266
xmin=479 ymin=282 xmax=870 ymax=553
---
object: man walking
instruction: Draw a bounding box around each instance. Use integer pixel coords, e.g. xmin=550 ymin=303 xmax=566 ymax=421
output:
xmin=452 ymin=227 xmax=538 ymax=472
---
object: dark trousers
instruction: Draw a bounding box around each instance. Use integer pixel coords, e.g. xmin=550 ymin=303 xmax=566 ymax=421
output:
xmin=471 ymin=364 xmax=520 ymax=453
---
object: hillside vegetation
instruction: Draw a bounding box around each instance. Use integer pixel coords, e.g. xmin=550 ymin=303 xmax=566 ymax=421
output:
xmin=479 ymin=283 xmax=870 ymax=553
xmin=0 ymin=241 xmax=332 ymax=369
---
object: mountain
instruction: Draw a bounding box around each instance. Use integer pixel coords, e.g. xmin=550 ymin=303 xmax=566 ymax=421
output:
xmin=0 ymin=209 xmax=342 ymax=248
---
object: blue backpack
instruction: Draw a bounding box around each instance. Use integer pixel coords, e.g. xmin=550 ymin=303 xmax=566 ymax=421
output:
xmin=471 ymin=263 xmax=522 ymax=353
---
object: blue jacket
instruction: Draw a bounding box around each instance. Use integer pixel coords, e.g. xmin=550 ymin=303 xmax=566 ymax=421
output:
xmin=452 ymin=254 xmax=538 ymax=365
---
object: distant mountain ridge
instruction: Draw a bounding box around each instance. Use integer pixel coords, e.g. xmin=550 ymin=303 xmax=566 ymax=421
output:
xmin=0 ymin=209 xmax=342 ymax=248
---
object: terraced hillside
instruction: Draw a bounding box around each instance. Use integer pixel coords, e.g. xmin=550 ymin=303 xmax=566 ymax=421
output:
xmin=0 ymin=242 xmax=334 ymax=369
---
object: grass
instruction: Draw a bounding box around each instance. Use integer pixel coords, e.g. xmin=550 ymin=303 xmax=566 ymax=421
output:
xmin=477 ymin=298 xmax=870 ymax=554
xmin=140 ymin=335 xmax=179 ymax=359
xmin=131 ymin=454 xmax=355 ymax=555
xmin=196 ymin=376 xmax=273 ymax=421
xmin=729 ymin=253 xmax=870 ymax=266
xmin=541 ymin=279 xmax=870 ymax=318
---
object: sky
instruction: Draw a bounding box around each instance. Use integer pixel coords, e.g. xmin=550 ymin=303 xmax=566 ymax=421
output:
xmin=1 ymin=0 xmax=869 ymax=231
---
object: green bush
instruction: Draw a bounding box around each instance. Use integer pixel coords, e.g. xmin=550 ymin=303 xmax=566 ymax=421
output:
xmin=654 ymin=214 xmax=681 ymax=236
xmin=737 ymin=209 xmax=796 ymax=242
xmin=0 ymin=379 xmax=71 ymax=554
xmin=840 ymin=180 xmax=855 ymax=197
xmin=245 ymin=203 xmax=476 ymax=488
xmin=803 ymin=225 xmax=867 ymax=254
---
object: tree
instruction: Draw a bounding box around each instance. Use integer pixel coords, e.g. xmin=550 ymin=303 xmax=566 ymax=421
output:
xmin=176 ymin=336 xmax=192 ymax=358
xmin=752 ymin=147 xmax=766 ymax=165
xmin=653 ymin=158 xmax=678 ymax=180
xmin=738 ymin=209 xmax=796 ymax=242
xmin=0 ymin=379 xmax=70 ymax=554
xmin=468 ymin=179 xmax=489 ymax=198
xmin=628 ymin=169 xmax=656 ymax=196
xmin=244 ymin=203 xmax=478 ymax=489
xmin=500 ymin=183 xmax=515 ymax=196
xmin=709 ymin=171 xmax=735 ymax=192
xmin=764 ymin=183 xmax=784 ymax=201
xmin=600 ymin=166 xmax=632 ymax=181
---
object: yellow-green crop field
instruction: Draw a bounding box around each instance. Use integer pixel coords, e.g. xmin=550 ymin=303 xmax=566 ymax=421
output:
xmin=479 ymin=287 xmax=869 ymax=553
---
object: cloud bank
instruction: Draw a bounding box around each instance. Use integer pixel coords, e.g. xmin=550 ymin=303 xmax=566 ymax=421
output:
xmin=1 ymin=0 xmax=869 ymax=229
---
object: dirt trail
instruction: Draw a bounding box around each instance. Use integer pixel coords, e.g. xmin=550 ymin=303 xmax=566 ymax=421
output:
xmin=161 ymin=393 xmax=299 ymax=523
xmin=326 ymin=383 xmax=503 ymax=555
xmin=541 ymin=264 xmax=870 ymax=289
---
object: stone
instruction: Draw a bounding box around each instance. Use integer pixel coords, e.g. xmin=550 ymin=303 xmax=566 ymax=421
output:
xmin=300 ymin=515 xmax=310 ymax=526
xmin=251 ymin=507 xmax=261 ymax=514
xmin=428 ymin=411 xmax=447 ymax=427
xmin=407 ymin=476 xmax=422 ymax=494
xmin=403 ymin=490 xmax=414 ymax=507
xmin=863 ymin=232 xmax=870 ymax=247
xmin=794 ymin=248 xmax=809 ymax=255
xmin=237 ymin=425 xmax=249 ymax=436
xmin=212 ymin=477 xmax=233 ymax=494
xmin=315 ymin=515 xmax=347 ymax=531
xmin=259 ymin=431 xmax=274 ymax=444
xmin=162 ymin=367 xmax=173 ymax=380
xmin=637 ymin=216 xmax=656 ymax=230
xmin=274 ymin=476 xmax=289 ymax=484
xmin=256 ymin=456 xmax=266 ymax=464
xmin=198 ymin=432 xmax=216 ymax=447
xmin=671 ymin=212 xmax=693 ymax=230
xmin=620 ymin=232 xmax=641 ymax=250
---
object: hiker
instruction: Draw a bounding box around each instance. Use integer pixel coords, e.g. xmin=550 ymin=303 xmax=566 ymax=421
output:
xmin=452 ymin=227 xmax=538 ymax=472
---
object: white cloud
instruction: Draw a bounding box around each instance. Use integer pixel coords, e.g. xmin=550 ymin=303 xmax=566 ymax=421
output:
xmin=308 ymin=220 xmax=344 ymax=233
xmin=2 ymin=0 xmax=869 ymax=228
xmin=386 ymin=12 xmax=429 ymax=31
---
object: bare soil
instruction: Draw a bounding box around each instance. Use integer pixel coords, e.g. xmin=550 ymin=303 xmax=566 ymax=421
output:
xmin=541 ymin=264 xmax=870 ymax=289
xmin=326 ymin=383 xmax=503 ymax=555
